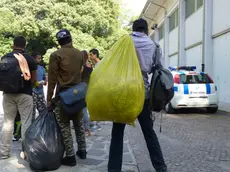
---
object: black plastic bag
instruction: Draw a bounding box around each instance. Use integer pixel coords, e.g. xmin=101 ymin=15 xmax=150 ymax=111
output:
xmin=23 ymin=111 xmax=64 ymax=171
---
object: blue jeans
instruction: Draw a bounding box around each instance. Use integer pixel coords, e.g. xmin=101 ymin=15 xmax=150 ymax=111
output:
xmin=83 ymin=107 xmax=90 ymax=130
xmin=108 ymin=100 xmax=167 ymax=172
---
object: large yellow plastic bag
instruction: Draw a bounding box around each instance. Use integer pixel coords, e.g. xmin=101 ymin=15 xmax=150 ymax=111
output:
xmin=86 ymin=35 xmax=145 ymax=125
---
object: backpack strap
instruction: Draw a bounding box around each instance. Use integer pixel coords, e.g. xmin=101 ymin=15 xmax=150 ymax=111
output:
xmin=153 ymin=41 xmax=159 ymax=65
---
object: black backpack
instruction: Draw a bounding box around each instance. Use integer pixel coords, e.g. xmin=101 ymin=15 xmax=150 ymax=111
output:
xmin=0 ymin=53 xmax=24 ymax=93
xmin=149 ymin=42 xmax=174 ymax=112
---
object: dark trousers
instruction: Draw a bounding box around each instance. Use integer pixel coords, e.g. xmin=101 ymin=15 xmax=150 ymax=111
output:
xmin=13 ymin=111 xmax=21 ymax=138
xmin=108 ymin=100 xmax=167 ymax=172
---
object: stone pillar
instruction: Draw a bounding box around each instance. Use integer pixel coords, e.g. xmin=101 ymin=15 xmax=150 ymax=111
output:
xmin=164 ymin=12 xmax=170 ymax=68
xmin=202 ymin=0 xmax=213 ymax=76
xmin=178 ymin=0 xmax=186 ymax=66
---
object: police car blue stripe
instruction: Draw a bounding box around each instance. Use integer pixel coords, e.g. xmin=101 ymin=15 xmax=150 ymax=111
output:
xmin=206 ymin=84 xmax=211 ymax=94
xmin=174 ymin=86 xmax=178 ymax=92
xmin=184 ymin=84 xmax=189 ymax=94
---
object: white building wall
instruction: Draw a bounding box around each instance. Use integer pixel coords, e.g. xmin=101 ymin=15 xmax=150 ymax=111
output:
xmin=212 ymin=0 xmax=230 ymax=112
xmin=212 ymin=0 xmax=230 ymax=35
xmin=185 ymin=45 xmax=202 ymax=72
xmin=169 ymin=55 xmax=178 ymax=66
xmin=169 ymin=27 xmax=179 ymax=55
xmin=185 ymin=8 xmax=203 ymax=47
xmin=213 ymin=32 xmax=230 ymax=112
xmin=184 ymin=7 xmax=203 ymax=72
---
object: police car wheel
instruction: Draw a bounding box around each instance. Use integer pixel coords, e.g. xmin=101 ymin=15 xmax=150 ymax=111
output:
xmin=206 ymin=107 xmax=218 ymax=113
xmin=166 ymin=103 xmax=176 ymax=114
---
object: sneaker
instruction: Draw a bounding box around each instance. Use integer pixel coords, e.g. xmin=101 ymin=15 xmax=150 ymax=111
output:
xmin=61 ymin=156 xmax=77 ymax=166
xmin=0 ymin=154 xmax=9 ymax=160
xmin=91 ymin=125 xmax=98 ymax=131
xmin=20 ymin=151 xmax=26 ymax=160
xmin=76 ymin=150 xmax=87 ymax=159
xmin=96 ymin=125 xmax=102 ymax=131
xmin=91 ymin=125 xmax=102 ymax=131
xmin=156 ymin=167 xmax=168 ymax=172
xmin=12 ymin=136 xmax=20 ymax=141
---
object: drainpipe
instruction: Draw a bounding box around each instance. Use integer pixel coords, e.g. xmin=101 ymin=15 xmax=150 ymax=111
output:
xmin=202 ymin=0 xmax=206 ymax=72
xmin=178 ymin=0 xmax=186 ymax=66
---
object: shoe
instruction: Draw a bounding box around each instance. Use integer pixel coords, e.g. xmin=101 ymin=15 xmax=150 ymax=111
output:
xmin=0 ymin=154 xmax=9 ymax=160
xmin=61 ymin=156 xmax=77 ymax=166
xmin=96 ymin=125 xmax=102 ymax=131
xmin=12 ymin=136 xmax=20 ymax=141
xmin=156 ymin=167 xmax=168 ymax=172
xmin=76 ymin=150 xmax=87 ymax=159
xmin=91 ymin=125 xmax=102 ymax=131
xmin=20 ymin=151 xmax=27 ymax=160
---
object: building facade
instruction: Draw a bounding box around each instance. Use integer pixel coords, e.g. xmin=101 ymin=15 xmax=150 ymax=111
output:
xmin=140 ymin=0 xmax=230 ymax=112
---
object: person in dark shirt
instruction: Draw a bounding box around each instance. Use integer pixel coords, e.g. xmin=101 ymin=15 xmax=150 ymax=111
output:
xmin=0 ymin=36 xmax=37 ymax=160
xmin=81 ymin=50 xmax=93 ymax=136
xmin=32 ymin=52 xmax=47 ymax=122
xmin=81 ymin=50 xmax=93 ymax=84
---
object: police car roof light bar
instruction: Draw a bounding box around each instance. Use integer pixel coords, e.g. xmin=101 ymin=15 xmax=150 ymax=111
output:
xmin=178 ymin=66 xmax=196 ymax=71
xmin=168 ymin=66 xmax=177 ymax=71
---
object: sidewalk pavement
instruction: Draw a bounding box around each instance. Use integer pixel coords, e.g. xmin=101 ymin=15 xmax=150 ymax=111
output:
xmin=0 ymin=120 xmax=140 ymax=172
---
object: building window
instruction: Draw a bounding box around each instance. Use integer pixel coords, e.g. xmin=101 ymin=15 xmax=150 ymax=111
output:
xmin=186 ymin=0 xmax=203 ymax=19
xmin=169 ymin=9 xmax=179 ymax=32
xmin=197 ymin=0 xmax=203 ymax=9
xmin=159 ymin=24 xmax=164 ymax=40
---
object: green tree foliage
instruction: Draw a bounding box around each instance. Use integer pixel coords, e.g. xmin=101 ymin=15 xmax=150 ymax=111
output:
xmin=0 ymin=0 xmax=128 ymax=64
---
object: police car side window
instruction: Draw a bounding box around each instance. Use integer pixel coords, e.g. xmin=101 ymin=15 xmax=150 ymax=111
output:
xmin=180 ymin=74 xmax=187 ymax=84
xmin=197 ymin=75 xmax=204 ymax=83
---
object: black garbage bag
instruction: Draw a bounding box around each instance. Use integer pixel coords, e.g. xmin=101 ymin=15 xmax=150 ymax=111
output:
xmin=23 ymin=111 xmax=64 ymax=171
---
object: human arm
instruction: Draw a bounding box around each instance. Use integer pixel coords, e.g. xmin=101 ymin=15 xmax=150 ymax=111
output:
xmin=27 ymin=56 xmax=37 ymax=86
xmin=42 ymin=66 xmax=47 ymax=86
xmin=47 ymin=53 xmax=58 ymax=104
xmin=81 ymin=66 xmax=84 ymax=74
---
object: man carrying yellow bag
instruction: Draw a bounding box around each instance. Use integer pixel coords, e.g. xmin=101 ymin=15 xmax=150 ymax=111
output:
xmin=86 ymin=19 xmax=167 ymax=172
xmin=86 ymin=36 xmax=144 ymax=124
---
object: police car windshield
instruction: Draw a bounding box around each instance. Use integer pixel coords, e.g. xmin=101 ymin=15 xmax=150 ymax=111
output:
xmin=180 ymin=74 xmax=213 ymax=84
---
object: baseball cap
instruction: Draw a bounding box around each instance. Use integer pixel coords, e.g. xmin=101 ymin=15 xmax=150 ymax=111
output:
xmin=56 ymin=29 xmax=71 ymax=41
xmin=132 ymin=18 xmax=148 ymax=32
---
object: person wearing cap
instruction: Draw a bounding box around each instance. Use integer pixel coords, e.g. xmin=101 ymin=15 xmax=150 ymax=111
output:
xmin=107 ymin=19 xmax=167 ymax=172
xmin=47 ymin=29 xmax=87 ymax=166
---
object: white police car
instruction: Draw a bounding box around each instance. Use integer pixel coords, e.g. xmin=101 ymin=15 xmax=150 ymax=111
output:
xmin=166 ymin=66 xmax=219 ymax=114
